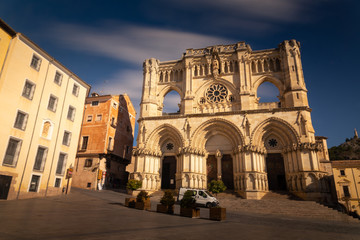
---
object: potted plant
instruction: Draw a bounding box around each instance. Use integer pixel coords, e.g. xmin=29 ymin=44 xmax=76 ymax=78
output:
xmin=180 ymin=190 xmax=200 ymax=218
xmin=208 ymin=180 xmax=226 ymax=221
xmin=135 ymin=190 xmax=151 ymax=210
xmin=126 ymin=179 xmax=142 ymax=196
xmin=157 ymin=190 xmax=175 ymax=214
xmin=125 ymin=179 xmax=142 ymax=207
xmin=208 ymin=180 xmax=226 ymax=197
xmin=125 ymin=197 xmax=136 ymax=208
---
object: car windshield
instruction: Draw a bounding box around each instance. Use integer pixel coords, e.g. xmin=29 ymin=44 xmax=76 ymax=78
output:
xmin=205 ymin=191 xmax=214 ymax=197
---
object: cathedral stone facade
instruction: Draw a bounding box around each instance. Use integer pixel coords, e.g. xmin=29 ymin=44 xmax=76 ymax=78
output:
xmin=131 ymin=40 xmax=332 ymax=200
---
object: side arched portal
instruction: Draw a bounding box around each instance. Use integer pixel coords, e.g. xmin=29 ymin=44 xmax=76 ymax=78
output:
xmin=251 ymin=118 xmax=300 ymax=192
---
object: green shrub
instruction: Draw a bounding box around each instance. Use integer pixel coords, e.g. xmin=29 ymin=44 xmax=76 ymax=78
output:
xmin=126 ymin=179 xmax=142 ymax=190
xmin=136 ymin=190 xmax=149 ymax=203
xmin=208 ymin=180 xmax=227 ymax=196
xmin=180 ymin=190 xmax=196 ymax=208
xmin=160 ymin=190 xmax=175 ymax=207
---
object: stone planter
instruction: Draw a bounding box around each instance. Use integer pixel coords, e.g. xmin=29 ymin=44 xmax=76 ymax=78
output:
xmin=125 ymin=197 xmax=136 ymax=208
xmin=135 ymin=199 xmax=151 ymax=210
xmin=156 ymin=204 xmax=174 ymax=214
xmin=126 ymin=189 xmax=141 ymax=196
xmin=209 ymin=207 xmax=226 ymax=221
xmin=180 ymin=207 xmax=200 ymax=218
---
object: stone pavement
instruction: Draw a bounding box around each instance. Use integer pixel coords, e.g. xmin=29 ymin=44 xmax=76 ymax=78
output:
xmin=0 ymin=188 xmax=359 ymax=240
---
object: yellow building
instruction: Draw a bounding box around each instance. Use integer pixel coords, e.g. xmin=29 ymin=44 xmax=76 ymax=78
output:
xmin=0 ymin=19 xmax=91 ymax=200
xmin=332 ymin=160 xmax=360 ymax=215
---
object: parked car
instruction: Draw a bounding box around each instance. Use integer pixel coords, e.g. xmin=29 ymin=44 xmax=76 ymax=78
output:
xmin=178 ymin=188 xmax=219 ymax=208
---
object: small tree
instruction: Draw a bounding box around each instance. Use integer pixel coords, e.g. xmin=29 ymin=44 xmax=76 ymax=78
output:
xmin=160 ymin=190 xmax=175 ymax=207
xmin=180 ymin=190 xmax=196 ymax=208
xmin=208 ymin=180 xmax=226 ymax=196
xmin=136 ymin=190 xmax=149 ymax=203
xmin=126 ymin=179 xmax=142 ymax=190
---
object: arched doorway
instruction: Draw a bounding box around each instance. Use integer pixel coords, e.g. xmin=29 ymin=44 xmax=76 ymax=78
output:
xmin=266 ymin=153 xmax=286 ymax=191
xmin=205 ymin=134 xmax=234 ymax=190
xmin=206 ymin=154 xmax=234 ymax=189
xmin=161 ymin=156 xmax=176 ymax=189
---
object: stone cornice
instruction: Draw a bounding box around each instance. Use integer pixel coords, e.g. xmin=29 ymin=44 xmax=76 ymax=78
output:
xmin=138 ymin=106 xmax=311 ymax=122
xmin=178 ymin=146 xmax=207 ymax=156
xmin=233 ymin=144 xmax=267 ymax=154
xmin=132 ymin=148 xmax=162 ymax=157
xmin=283 ymin=142 xmax=323 ymax=153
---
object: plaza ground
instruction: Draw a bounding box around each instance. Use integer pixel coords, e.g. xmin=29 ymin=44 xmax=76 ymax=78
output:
xmin=0 ymin=188 xmax=359 ymax=240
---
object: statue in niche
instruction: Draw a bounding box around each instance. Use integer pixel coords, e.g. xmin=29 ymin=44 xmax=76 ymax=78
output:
xmin=212 ymin=57 xmax=219 ymax=78
xmin=42 ymin=121 xmax=51 ymax=138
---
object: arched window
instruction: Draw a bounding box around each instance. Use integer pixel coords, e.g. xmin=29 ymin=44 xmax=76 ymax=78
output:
xmin=162 ymin=90 xmax=181 ymax=115
xmin=257 ymin=81 xmax=279 ymax=103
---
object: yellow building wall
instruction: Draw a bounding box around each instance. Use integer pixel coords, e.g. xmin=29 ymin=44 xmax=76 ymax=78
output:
xmin=0 ymin=34 xmax=90 ymax=200
xmin=0 ymin=28 xmax=12 ymax=71
xmin=332 ymin=161 xmax=360 ymax=214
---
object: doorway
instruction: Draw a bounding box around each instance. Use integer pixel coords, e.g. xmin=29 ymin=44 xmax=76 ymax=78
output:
xmin=206 ymin=155 xmax=217 ymax=185
xmin=161 ymin=156 xmax=176 ymax=189
xmin=206 ymin=154 xmax=234 ymax=190
xmin=221 ymin=154 xmax=234 ymax=190
xmin=266 ymin=153 xmax=286 ymax=191
xmin=0 ymin=175 xmax=12 ymax=200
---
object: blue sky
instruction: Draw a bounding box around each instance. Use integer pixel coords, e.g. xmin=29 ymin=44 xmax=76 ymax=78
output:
xmin=1 ymin=0 xmax=359 ymax=147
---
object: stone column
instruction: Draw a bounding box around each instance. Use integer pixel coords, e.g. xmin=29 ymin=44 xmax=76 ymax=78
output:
xmin=215 ymin=149 xmax=222 ymax=180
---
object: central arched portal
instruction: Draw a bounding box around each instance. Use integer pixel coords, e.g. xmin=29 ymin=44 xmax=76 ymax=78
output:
xmin=161 ymin=156 xmax=176 ymax=189
xmin=205 ymin=134 xmax=234 ymax=190
xmin=266 ymin=153 xmax=286 ymax=191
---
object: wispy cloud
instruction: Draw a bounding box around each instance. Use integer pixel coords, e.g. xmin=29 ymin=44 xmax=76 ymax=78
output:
xmin=49 ymin=22 xmax=234 ymax=65
xmin=161 ymin=0 xmax=319 ymax=23
xmin=92 ymin=69 xmax=143 ymax=114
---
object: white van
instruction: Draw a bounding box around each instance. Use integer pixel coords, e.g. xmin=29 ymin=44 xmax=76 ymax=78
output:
xmin=177 ymin=188 xmax=219 ymax=208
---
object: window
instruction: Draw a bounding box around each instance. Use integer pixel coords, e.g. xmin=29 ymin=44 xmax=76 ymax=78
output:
xmin=340 ymin=170 xmax=345 ymax=176
xmin=62 ymin=131 xmax=71 ymax=146
xmin=14 ymin=111 xmax=28 ymax=130
xmin=84 ymin=159 xmax=93 ymax=167
xmin=87 ymin=182 xmax=91 ymax=188
xmin=108 ymin=137 xmax=113 ymax=151
xmin=48 ymin=95 xmax=58 ymax=112
xmin=29 ymin=175 xmax=40 ymax=192
xmin=54 ymin=72 xmax=62 ymax=85
xmin=96 ymin=114 xmax=102 ymax=121
xmin=30 ymin=55 xmax=41 ymax=70
xmin=54 ymin=178 xmax=61 ymax=188
xmin=22 ymin=80 xmax=35 ymax=100
xmin=111 ymin=117 xmax=116 ymax=127
xmin=72 ymin=84 xmax=79 ymax=96
xmin=81 ymin=136 xmax=89 ymax=150
xmin=126 ymin=146 xmax=130 ymax=154
xmin=33 ymin=146 xmax=48 ymax=171
xmin=3 ymin=138 xmax=22 ymax=166
xmin=67 ymin=106 xmax=75 ymax=121
xmin=112 ymin=102 xmax=117 ymax=109
xmin=56 ymin=153 xmax=67 ymax=175
xmin=87 ymin=115 xmax=92 ymax=122
xmin=343 ymin=186 xmax=350 ymax=198
xmin=91 ymin=101 xmax=99 ymax=106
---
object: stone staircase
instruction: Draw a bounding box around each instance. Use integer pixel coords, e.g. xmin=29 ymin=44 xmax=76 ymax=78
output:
xmin=216 ymin=191 xmax=359 ymax=223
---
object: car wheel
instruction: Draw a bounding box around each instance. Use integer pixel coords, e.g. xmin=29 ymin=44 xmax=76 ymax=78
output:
xmin=206 ymin=202 xmax=212 ymax=208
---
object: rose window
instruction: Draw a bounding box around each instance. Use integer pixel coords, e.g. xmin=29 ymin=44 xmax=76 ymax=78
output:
xmin=166 ymin=143 xmax=174 ymax=150
xmin=205 ymin=84 xmax=228 ymax=103
xmin=268 ymin=139 xmax=278 ymax=147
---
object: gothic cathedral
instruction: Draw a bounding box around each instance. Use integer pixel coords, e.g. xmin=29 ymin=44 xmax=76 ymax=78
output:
xmin=131 ymin=40 xmax=332 ymax=200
